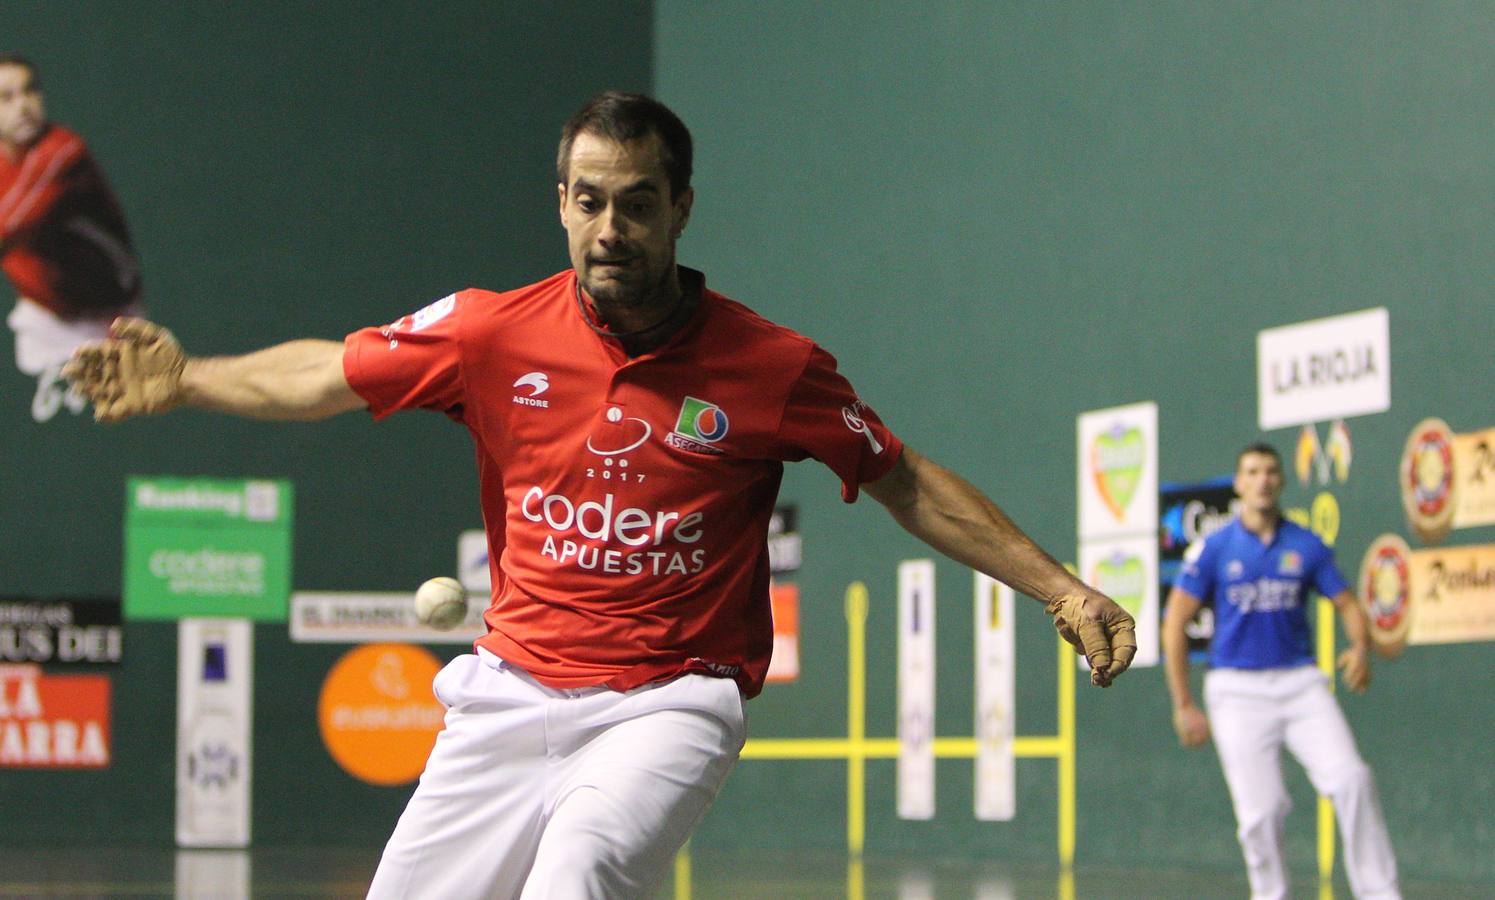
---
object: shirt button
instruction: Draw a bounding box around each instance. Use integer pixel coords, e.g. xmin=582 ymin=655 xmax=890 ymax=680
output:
xmin=606 ymin=407 xmax=622 ymax=423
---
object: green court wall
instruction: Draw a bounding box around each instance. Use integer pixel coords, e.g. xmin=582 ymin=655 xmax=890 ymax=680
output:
xmin=656 ymin=1 xmax=1493 ymax=885
xmin=1 ymin=1 xmax=1490 ymax=889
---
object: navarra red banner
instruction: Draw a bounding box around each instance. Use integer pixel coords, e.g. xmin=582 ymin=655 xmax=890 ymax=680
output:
xmin=0 ymin=664 xmax=111 ymax=768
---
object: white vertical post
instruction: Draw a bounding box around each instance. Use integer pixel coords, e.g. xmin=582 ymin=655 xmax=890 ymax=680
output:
xmin=897 ymin=559 xmax=936 ymax=820
xmin=974 ymin=572 xmax=1016 ymax=821
xmin=176 ymin=618 xmax=253 ymax=847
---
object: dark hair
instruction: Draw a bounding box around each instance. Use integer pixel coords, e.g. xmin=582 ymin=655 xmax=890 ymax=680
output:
xmin=1236 ymin=442 xmax=1282 ymax=470
xmin=0 ymin=53 xmax=37 ymax=82
xmin=557 ymin=91 xmax=692 ymax=200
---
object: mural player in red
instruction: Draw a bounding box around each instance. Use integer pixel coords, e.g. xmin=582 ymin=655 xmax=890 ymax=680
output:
xmin=0 ymin=53 xmax=141 ymax=421
xmin=64 ymin=93 xmax=1135 ymax=899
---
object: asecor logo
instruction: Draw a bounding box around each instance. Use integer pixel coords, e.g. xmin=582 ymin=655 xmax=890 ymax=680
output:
xmin=667 ymin=396 xmax=728 ymax=455
xmin=512 ymin=372 xmax=550 ymax=409
xmin=842 ymin=400 xmax=884 ymax=454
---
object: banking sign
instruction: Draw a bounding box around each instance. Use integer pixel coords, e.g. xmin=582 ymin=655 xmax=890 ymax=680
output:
xmin=123 ymin=478 xmax=293 ymax=621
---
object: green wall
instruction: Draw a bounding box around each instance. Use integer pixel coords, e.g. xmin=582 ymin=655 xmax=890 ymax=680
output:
xmin=657 ymin=0 xmax=1493 ymax=886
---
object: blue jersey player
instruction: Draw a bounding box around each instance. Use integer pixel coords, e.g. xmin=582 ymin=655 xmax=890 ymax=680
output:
xmin=1163 ymin=443 xmax=1399 ymax=900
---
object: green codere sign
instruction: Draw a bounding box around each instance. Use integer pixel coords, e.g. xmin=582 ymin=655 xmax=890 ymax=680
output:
xmin=123 ymin=477 xmax=293 ymax=621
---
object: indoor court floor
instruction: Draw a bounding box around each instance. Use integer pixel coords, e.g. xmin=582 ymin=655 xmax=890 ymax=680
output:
xmin=0 ymin=848 xmax=1489 ymax=898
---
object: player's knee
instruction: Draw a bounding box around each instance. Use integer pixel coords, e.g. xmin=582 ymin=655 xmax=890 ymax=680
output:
xmin=1322 ymin=758 xmax=1374 ymax=799
xmin=1237 ymin=796 xmax=1290 ymax=844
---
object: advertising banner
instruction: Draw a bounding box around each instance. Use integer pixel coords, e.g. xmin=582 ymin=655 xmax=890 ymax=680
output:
xmin=1159 ymin=477 xmax=1236 ymax=658
xmin=1359 ymin=536 xmax=1495 ymax=652
xmin=0 ymin=664 xmax=110 ymax=768
xmin=1257 ymin=307 xmax=1390 ymax=430
xmin=318 ymin=643 xmax=446 ymax=786
xmin=457 ymin=529 xmax=491 ymax=594
xmin=1080 ymin=537 xmax=1160 ymax=668
xmin=290 ymin=592 xmax=485 ymax=644
xmin=897 ymin=559 xmax=935 ymax=820
xmin=765 ymin=582 xmax=800 ymax=684
xmin=176 ymin=619 xmax=253 ymax=848
xmin=1078 ymin=402 xmax=1158 ymax=541
xmin=0 ymin=598 xmax=122 ymax=664
xmin=1400 ymin=418 xmax=1495 ymax=544
xmin=124 ymin=478 xmax=292 ymax=622
xmin=767 ymin=505 xmax=802 ymax=574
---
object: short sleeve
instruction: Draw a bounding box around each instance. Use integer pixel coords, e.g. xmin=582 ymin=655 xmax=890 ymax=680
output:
xmin=343 ymin=292 xmax=466 ymax=421
xmin=1175 ymin=537 xmax=1216 ymax=604
xmin=775 ymin=344 xmax=902 ymax=502
xmin=1310 ymin=545 xmax=1350 ymax=598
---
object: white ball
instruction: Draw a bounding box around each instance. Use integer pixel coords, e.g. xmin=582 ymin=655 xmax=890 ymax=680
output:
xmin=414 ymin=577 xmax=468 ymax=630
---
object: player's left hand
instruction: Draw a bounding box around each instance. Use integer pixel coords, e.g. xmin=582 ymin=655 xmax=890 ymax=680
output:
xmin=1337 ymin=646 xmax=1371 ymax=693
xmin=62 ymin=317 xmax=187 ymax=422
xmin=1045 ymin=591 xmax=1137 ymax=687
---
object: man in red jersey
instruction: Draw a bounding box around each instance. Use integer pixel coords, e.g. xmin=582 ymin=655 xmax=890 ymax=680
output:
xmin=0 ymin=53 xmax=142 ymax=422
xmin=66 ymin=93 xmax=1135 ymax=899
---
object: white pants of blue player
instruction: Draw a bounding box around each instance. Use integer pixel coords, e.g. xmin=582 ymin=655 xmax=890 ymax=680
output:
xmin=367 ymin=649 xmax=745 ymax=900
xmin=1205 ymin=665 xmax=1400 ymax=900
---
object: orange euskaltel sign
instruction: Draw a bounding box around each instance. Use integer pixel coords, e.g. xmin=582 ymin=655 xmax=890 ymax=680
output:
xmin=318 ymin=643 xmax=446 ymax=785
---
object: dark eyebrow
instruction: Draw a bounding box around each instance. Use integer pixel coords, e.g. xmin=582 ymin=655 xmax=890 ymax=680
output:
xmin=572 ymin=178 xmax=660 ymax=197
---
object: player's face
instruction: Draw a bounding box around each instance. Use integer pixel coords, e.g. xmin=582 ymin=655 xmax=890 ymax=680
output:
xmin=559 ymin=131 xmax=693 ymax=310
xmin=0 ymin=65 xmax=45 ymax=150
xmin=1234 ymin=452 xmax=1284 ymax=514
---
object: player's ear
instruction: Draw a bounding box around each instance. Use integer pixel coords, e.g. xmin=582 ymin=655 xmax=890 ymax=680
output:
xmin=671 ymin=187 xmax=694 ymax=238
xmin=557 ymin=182 xmax=569 ymax=227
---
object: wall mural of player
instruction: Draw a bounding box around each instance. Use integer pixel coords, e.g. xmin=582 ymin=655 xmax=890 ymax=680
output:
xmin=0 ymin=53 xmax=142 ymax=422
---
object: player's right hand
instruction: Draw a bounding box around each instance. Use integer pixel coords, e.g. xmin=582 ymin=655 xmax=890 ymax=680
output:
xmin=1045 ymin=591 xmax=1137 ymax=687
xmin=62 ymin=317 xmax=187 ymax=423
xmin=1172 ymin=704 xmax=1211 ymax=748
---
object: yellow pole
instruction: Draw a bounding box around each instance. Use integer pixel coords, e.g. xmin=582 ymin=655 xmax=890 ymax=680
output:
xmin=1316 ymin=596 xmax=1336 ymax=886
xmin=673 ymin=841 xmax=691 ymax=900
xmin=1058 ymin=634 xmax=1076 ymax=868
xmin=846 ymin=582 xmax=870 ymax=858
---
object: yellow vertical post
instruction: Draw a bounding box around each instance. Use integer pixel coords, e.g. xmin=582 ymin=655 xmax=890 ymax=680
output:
xmin=846 ymin=582 xmax=870 ymax=858
xmin=1058 ymin=634 xmax=1076 ymax=868
xmin=673 ymin=841 xmax=691 ymax=900
xmin=1315 ymin=596 xmax=1336 ymax=887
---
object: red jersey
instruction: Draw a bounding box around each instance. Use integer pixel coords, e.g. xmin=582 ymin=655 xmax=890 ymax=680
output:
xmin=0 ymin=124 xmax=141 ymax=318
xmin=344 ymin=269 xmax=901 ymax=697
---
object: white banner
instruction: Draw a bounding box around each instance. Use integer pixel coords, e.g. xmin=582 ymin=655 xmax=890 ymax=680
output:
xmin=176 ymin=618 xmax=252 ymax=848
xmin=1257 ymin=307 xmax=1390 ymax=430
xmin=289 ymin=592 xmax=485 ymax=644
xmin=457 ymin=530 xmax=492 ymax=594
xmin=1079 ymin=536 xmax=1160 ymax=668
xmin=1078 ymin=402 xmax=1159 ymax=540
xmin=973 ymin=572 xmax=1015 ymax=821
xmin=897 ymin=559 xmax=936 ymax=820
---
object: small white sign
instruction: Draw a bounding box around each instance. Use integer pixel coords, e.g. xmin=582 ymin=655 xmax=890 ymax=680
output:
xmin=1078 ymin=536 xmax=1160 ymax=669
xmin=1077 ymin=402 xmax=1159 ymax=540
xmin=289 ymin=592 xmax=484 ymax=644
xmin=1257 ymin=307 xmax=1390 ymax=431
xmin=897 ymin=559 xmax=936 ymax=820
xmin=973 ymin=572 xmax=1015 ymax=821
xmin=458 ymin=530 xmax=492 ymax=594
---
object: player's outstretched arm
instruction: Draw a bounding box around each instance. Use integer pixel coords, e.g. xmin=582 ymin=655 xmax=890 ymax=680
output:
xmin=1162 ymin=587 xmax=1210 ymax=747
xmin=864 ymin=446 xmax=1137 ymax=686
xmin=63 ymin=317 xmax=364 ymax=423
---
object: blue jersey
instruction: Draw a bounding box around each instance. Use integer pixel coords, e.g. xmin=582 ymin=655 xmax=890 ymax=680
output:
xmin=1175 ymin=518 xmax=1348 ymax=670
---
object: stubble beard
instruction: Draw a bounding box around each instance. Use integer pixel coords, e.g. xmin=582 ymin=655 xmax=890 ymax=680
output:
xmin=585 ymin=256 xmax=677 ymax=325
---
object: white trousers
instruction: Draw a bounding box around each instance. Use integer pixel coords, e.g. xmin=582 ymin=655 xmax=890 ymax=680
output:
xmin=1204 ymin=666 xmax=1399 ymax=900
xmin=367 ymin=650 xmax=746 ymax=900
